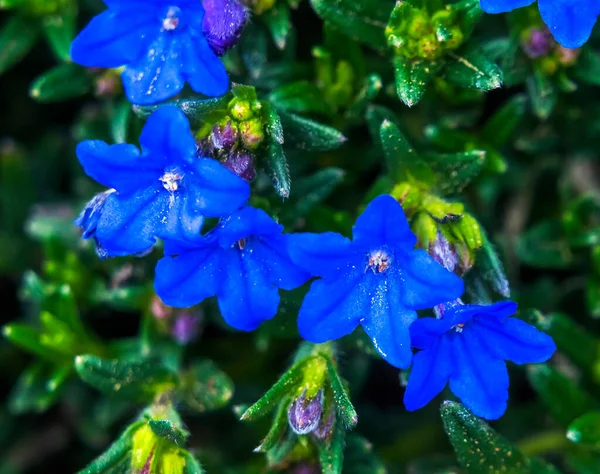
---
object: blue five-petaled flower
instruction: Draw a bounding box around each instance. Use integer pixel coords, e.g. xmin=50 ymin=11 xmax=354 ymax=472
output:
xmin=288 ymin=195 xmax=465 ymax=369
xmin=481 ymin=0 xmax=600 ymax=48
xmin=154 ymin=206 xmax=311 ymax=331
xmin=75 ymin=106 xmax=249 ymax=257
xmin=404 ymin=300 xmax=556 ymax=420
xmin=71 ymin=0 xmax=248 ymax=104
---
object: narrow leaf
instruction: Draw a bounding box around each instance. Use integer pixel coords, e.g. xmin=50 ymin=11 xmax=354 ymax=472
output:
xmin=0 ymin=15 xmax=39 ymax=76
xmin=278 ymin=111 xmax=346 ymax=151
xmin=394 ymin=57 xmax=440 ymax=108
xmin=325 ymin=358 xmax=357 ymax=428
xmin=148 ymin=420 xmax=189 ymax=447
xmin=445 ymin=49 xmax=503 ymax=91
xmin=181 ymin=359 xmax=234 ymax=413
xmin=264 ymin=139 xmax=291 ymax=198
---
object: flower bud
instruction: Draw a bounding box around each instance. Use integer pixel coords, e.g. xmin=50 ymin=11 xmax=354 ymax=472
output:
xmin=556 ymin=46 xmax=580 ymax=66
xmin=288 ymin=389 xmax=323 ymax=435
xmin=223 ymin=148 xmax=256 ymax=182
xmin=202 ymin=0 xmax=249 ymax=57
xmin=312 ymin=405 xmax=335 ymax=440
xmin=429 ymin=229 xmax=458 ymax=272
xmin=522 ymin=27 xmax=554 ymax=59
xmin=172 ymin=311 xmax=201 ymax=345
xmin=211 ymin=120 xmax=240 ymax=152
xmin=239 ymin=117 xmax=265 ymax=149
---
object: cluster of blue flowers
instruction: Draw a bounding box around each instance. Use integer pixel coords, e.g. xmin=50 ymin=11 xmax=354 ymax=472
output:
xmin=73 ymin=0 xmax=557 ymax=420
xmin=481 ymin=0 xmax=600 ymax=48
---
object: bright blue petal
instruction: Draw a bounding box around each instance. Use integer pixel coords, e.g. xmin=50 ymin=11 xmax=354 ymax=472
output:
xmin=181 ymin=31 xmax=229 ymax=97
xmin=287 ymin=232 xmax=357 ymax=279
xmin=71 ymin=8 xmax=155 ymax=68
xmin=409 ymin=317 xmax=455 ymax=350
xmin=397 ymin=249 xmax=464 ymax=309
xmin=480 ymin=0 xmax=534 ymax=13
xmin=76 ymin=141 xmax=160 ymax=194
xmin=139 ymin=106 xmax=197 ymax=163
xmin=154 ymin=246 xmax=221 ymax=307
xmin=449 ymin=329 xmax=509 ymax=420
xmin=122 ymin=33 xmax=186 ymax=105
xmin=352 ymin=195 xmax=416 ymax=249
xmin=360 ymin=272 xmax=417 ymax=368
xmin=539 ymin=0 xmax=600 ymax=48
xmin=215 ymin=207 xmax=282 ymax=248
xmin=473 ymin=317 xmax=556 ymax=364
xmin=458 ymin=301 xmax=517 ymax=323
xmin=404 ymin=337 xmax=453 ymax=411
xmin=185 ymin=158 xmax=250 ymax=218
xmin=298 ymin=267 xmax=366 ymax=342
xmin=217 ymin=250 xmax=280 ymax=331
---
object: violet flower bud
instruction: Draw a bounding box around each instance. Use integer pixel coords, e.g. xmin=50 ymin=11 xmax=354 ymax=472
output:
xmin=522 ymin=27 xmax=554 ymax=59
xmin=172 ymin=311 xmax=201 ymax=345
xmin=223 ymin=148 xmax=256 ymax=182
xmin=429 ymin=230 xmax=458 ymax=273
xmin=312 ymin=405 xmax=335 ymax=440
xmin=202 ymin=0 xmax=249 ymax=57
xmin=288 ymin=389 xmax=323 ymax=435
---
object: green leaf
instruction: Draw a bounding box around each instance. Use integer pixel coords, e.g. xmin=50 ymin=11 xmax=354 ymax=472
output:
xmin=255 ymin=395 xmax=292 ymax=452
xmin=345 ymin=73 xmax=382 ymax=121
xmin=475 ymin=231 xmax=510 ymax=297
xmin=0 ymin=15 xmax=39 ymax=76
xmin=317 ymin=417 xmax=346 ymax=474
xmin=528 ymin=364 xmax=600 ymax=427
xmin=266 ymin=430 xmax=297 ymax=467
xmin=568 ymin=412 xmax=600 ymax=448
xmin=148 ymin=420 xmax=189 ymax=447
xmin=182 ymin=451 xmax=206 ymax=474
xmin=3 ymin=323 xmax=65 ymax=363
xmin=8 ymin=363 xmax=70 ymax=414
xmin=262 ymin=3 xmax=292 ymax=50
xmin=278 ymin=111 xmax=346 ymax=151
xmin=393 ymin=57 xmax=440 ymax=108
xmin=517 ymin=220 xmax=574 ymax=269
xmin=426 ymin=150 xmax=486 ymax=195
xmin=41 ymin=4 xmax=76 ymax=61
xmin=527 ymin=68 xmax=557 ymax=121
xmin=110 ymin=99 xmax=132 ymax=144
xmin=325 ymin=358 xmax=357 ymax=429
xmin=78 ymin=421 xmax=144 ymax=474
xmin=264 ymin=138 xmax=291 ymax=198
xmin=380 ymin=119 xmax=434 ymax=184
xmin=181 ymin=359 xmax=234 ymax=413
xmin=132 ymin=95 xmax=231 ymax=123
xmin=441 ymin=401 xmax=561 ymax=474
xmin=572 ymin=47 xmax=600 ymax=87
xmin=309 ymin=0 xmax=391 ymax=51
xmin=290 ymin=168 xmax=345 ymax=218
xmin=240 ymin=22 xmax=268 ymax=80
xmin=365 ymin=104 xmax=399 ymax=146
xmin=240 ymin=357 xmax=315 ymax=421
xmin=74 ymin=355 xmax=178 ymax=403
xmin=445 ymin=49 xmax=503 ymax=91
xmin=342 ymin=435 xmax=387 ymax=474
xmin=268 ymin=81 xmax=329 ymax=115
xmin=263 ymin=101 xmax=285 ymax=145
xmin=480 ymin=94 xmax=527 ymax=148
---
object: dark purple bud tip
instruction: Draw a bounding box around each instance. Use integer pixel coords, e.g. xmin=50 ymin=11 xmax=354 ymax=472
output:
xmin=288 ymin=389 xmax=323 ymax=435
xmin=212 ymin=121 xmax=240 ymax=151
xmin=202 ymin=0 xmax=249 ymax=57
xmin=223 ymin=148 xmax=256 ymax=182
xmin=429 ymin=230 xmax=458 ymax=273
xmin=522 ymin=27 xmax=554 ymax=59
xmin=172 ymin=311 xmax=201 ymax=345
xmin=312 ymin=405 xmax=335 ymax=440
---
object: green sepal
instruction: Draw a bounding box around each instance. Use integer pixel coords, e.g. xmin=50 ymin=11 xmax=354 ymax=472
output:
xmin=277 ymin=111 xmax=347 ymax=151
xmin=342 ymin=435 xmax=387 ymax=474
xmin=41 ymin=2 xmax=76 ymax=62
xmin=148 ymin=419 xmax=190 ymax=447
xmin=475 ymin=231 xmax=510 ymax=297
xmin=268 ymin=81 xmax=329 ymax=115
xmin=262 ymin=101 xmax=285 ymax=145
xmin=74 ymin=355 xmax=178 ymax=403
xmin=262 ymin=3 xmax=292 ymax=50
xmin=77 ymin=421 xmax=145 ymax=474
xmin=393 ymin=57 xmax=440 ymax=108
xmin=325 ymin=358 xmax=358 ymax=429
xmin=265 ymin=430 xmax=297 ymax=467
xmin=309 ymin=0 xmax=391 ymax=51
xmin=0 ymin=14 xmax=39 ymax=76
xmin=317 ymin=416 xmax=346 ymax=474
xmin=445 ymin=49 xmax=503 ymax=91
xmin=441 ymin=401 xmax=561 ymax=474
xmin=182 ymin=451 xmax=206 ymax=474
xmin=254 ymin=395 xmax=292 ymax=452
xmin=264 ymin=138 xmax=291 ymax=198
xmin=527 ymin=68 xmax=557 ymax=121
xmin=30 ymin=63 xmax=92 ymax=102
xmin=528 ymin=364 xmax=600 ymax=427
xmin=180 ymin=359 xmax=234 ymax=413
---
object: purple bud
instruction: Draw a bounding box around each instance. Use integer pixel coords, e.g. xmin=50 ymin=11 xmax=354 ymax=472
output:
xmin=212 ymin=121 xmax=239 ymax=151
xmin=202 ymin=0 xmax=249 ymax=57
xmin=522 ymin=27 xmax=554 ymax=59
xmin=288 ymin=389 xmax=323 ymax=435
xmin=172 ymin=311 xmax=201 ymax=345
xmin=223 ymin=148 xmax=256 ymax=182
xmin=429 ymin=230 xmax=458 ymax=273
xmin=291 ymin=463 xmax=321 ymax=474
xmin=312 ymin=405 xmax=335 ymax=440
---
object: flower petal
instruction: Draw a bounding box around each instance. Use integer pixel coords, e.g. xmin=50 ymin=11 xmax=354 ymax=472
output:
xmin=181 ymin=32 xmax=230 ymax=97
xmin=449 ymin=330 xmax=509 ymax=420
xmin=398 ymin=249 xmax=464 ymax=309
xmin=71 ymin=8 xmax=156 ymax=68
xmin=185 ymin=158 xmax=250 ymax=218
xmin=297 ymin=267 xmax=365 ymax=343
xmin=539 ymin=0 xmax=600 ymax=48
xmin=409 ymin=317 xmax=455 ymax=350
xmin=360 ymin=272 xmax=417 ymax=368
xmin=154 ymin=246 xmax=221 ymax=307
xmin=287 ymin=232 xmax=356 ymax=280
xmin=215 ymin=207 xmax=282 ymax=248
xmin=139 ymin=106 xmax=197 ymax=163
xmin=404 ymin=337 xmax=453 ymax=411
xmin=352 ymin=195 xmax=416 ymax=249
xmin=76 ymin=141 xmax=159 ymax=194
xmin=473 ymin=317 xmax=556 ymax=364
xmin=479 ymin=0 xmax=534 ymax=13
xmin=217 ymin=250 xmax=280 ymax=331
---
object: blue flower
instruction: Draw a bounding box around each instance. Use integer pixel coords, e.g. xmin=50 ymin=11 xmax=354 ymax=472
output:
xmin=74 ymin=189 xmax=115 ymax=259
xmin=76 ymin=106 xmax=249 ymax=257
xmin=288 ymin=195 xmax=465 ymax=369
xmin=154 ymin=206 xmax=310 ymax=331
xmin=481 ymin=0 xmax=600 ymax=48
xmin=71 ymin=0 xmax=247 ymax=104
xmin=403 ymin=301 xmax=556 ymax=420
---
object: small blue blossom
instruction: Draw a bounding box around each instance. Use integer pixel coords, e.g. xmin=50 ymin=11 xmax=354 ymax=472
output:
xmin=76 ymin=106 xmax=249 ymax=257
xmin=74 ymin=189 xmax=115 ymax=259
xmin=288 ymin=195 xmax=465 ymax=369
xmin=481 ymin=0 xmax=600 ymax=48
xmin=154 ymin=206 xmax=311 ymax=331
xmin=404 ymin=300 xmax=556 ymax=420
xmin=71 ymin=0 xmax=247 ymax=104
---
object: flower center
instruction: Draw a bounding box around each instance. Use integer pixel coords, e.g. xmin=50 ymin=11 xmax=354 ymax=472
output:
xmin=160 ymin=169 xmax=183 ymax=192
xmin=453 ymin=323 xmax=465 ymax=333
xmin=367 ymin=249 xmax=391 ymax=273
xmin=162 ymin=6 xmax=182 ymax=31
xmin=237 ymin=238 xmax=246 ymax=250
